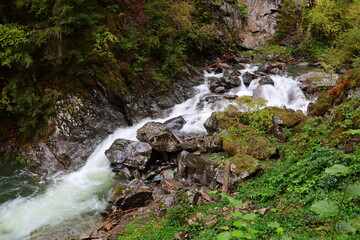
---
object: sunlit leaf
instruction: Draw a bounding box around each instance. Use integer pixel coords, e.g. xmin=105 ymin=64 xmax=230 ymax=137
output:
xmin=231 ymin=212 xmax=243 ymax=217
xmin=337 ymin=221 xmax=356 ymax=235
xmin=310 ymin=199 xmax=338 ymax=217
xmin=346 ymin=184 xmax=360 ymax=196
xmin=216 ymin=231 xmax=232 ymax=240
xmin=350 ymin=218 xmax=360 ymax=229
xmin=231 ymin=229 xmax=244 ymax=238
xmin=276 ymin=227 xmax=284 ymax=234
xmin=268 ymin=221 xmax=280 ymax=228
xmin=242 ymin=213 xmax=257 ymax=221
xmin=325 ymin=164 xmax=349 ymax=175
xmin=233 ymin=221 xmax=247 ymax=228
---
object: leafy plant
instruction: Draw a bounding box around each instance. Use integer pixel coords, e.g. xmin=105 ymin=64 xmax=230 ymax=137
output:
xmin=310 ymin=164 xmax=359 ymax=239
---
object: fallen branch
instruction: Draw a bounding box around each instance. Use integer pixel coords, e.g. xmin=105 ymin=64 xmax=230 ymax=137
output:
xmin=198 ymin=55 xmax=237 ymax=72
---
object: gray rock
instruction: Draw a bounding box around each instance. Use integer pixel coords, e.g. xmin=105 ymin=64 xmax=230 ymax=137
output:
xmin=230 ymin=70 xmax=242 ymax=76
xmin=270 ymin=67 xmax=286 ymax=76
xmin=164 ymin=116 xmax=186 ymax=131
xmin=214 ymin=86 xmax=227 ymax=94
xmin=242 ymin=71 xmax=258 ymax=86
xmin=227 ymin=76 xmax=241 ymax=87
xmin=163 ymin=169 xmax=175 ymax=179
xmin=298 ymin=72 xmax=339 ymax=94
xmin=258 ymin=63 xmax=272 ymax=74
xmin=259 ymin=75 xmax=274 ymax=86
xmin=105 ymin=139 xmax=153 ymax=170
xmin=176 ymin=150 xmax=217 ymax=188
xmin=203 ymin=112 xmax=221 ymax=135
xmin=203 ymin=134 xmax=222 ymax=152
xmin=107 ymin=186 xmax=153 ymax=209
xmin=136 ymin=122 xmax=181 ymax=152
xmin=181 ymin=139 xmax=199 ymax=152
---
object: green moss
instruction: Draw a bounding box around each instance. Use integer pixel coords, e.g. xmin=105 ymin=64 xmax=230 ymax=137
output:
xmin=221 ymin=124 xmax=276 ymax=160
xmin=228 ymin=154 xmax=258 ymax=175
xmin=267 ymin=107 xmax=307 ymax=128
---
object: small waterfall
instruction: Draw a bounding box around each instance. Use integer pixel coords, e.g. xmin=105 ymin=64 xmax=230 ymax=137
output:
xmin=0 ymin=64 xmax=310 ymax=240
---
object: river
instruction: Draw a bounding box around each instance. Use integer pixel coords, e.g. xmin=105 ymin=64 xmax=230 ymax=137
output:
xmin=0 ymin=64 xmax=311 ymax=240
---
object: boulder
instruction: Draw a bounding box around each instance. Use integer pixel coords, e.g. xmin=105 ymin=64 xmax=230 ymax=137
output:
xmin=298 ymin=72 xmax=339 ymax=95
xmin=270 ymin=67 xmax=286 ymax=76
xmin=214 ymin=86 xmax=227 ymax=94
xmin=242 ymin=71 xmax=258 ymax=86
xmin=107 ymin=186 xmax=153 ymax=209
xmin=203 ymin=112 xmax=221 ymax=135
xmin=258 ymin=63 xmax=272 ymax=74
xmin=203 ymin=134 xmax=222 ymax=152
xmin=136 ymin=122 xmax=182 ymax=152
xmin=230 ymin=70 xmax=242 ymax=76
xmin=259 ymin=75 xmax=274 ymax=86
xmin=105 ymin=139 xmax=152 ymax=170
xmin=164 ymin=116 xmax=186 ymax=131
xmin=227 ymin=76 xmax=241 ymax=87
xmin=215 ymin=154 xmax=259 ymax=184
xmin=176 ymin=150 xmax=217 ymax=188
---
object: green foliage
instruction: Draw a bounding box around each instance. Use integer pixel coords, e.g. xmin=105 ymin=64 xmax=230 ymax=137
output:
xmin=307 ymin=0 xmax=343 ymax=41
xmin=0 ymin=24 xmax=32 ymax=68
xmin=311 ymin=164 xmax=359 ymax=239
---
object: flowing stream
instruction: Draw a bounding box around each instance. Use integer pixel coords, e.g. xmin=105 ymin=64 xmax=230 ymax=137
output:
xmin=0 ymin=64 xmax=310 ymax=240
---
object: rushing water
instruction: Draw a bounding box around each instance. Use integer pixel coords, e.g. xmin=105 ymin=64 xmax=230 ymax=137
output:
xmin=0 ymin=64 xmax=310 ymax=240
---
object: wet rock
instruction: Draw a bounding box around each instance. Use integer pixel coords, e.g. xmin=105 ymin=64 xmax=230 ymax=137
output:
xmin=258 ymin=63 xmax=272 ymax=73
xmin=298 ymin=72 xmax=339 ymax=95
xmin=214 ymin=86 xmax=227 ymax=94
xmin=136 ymin=122 xmax=181 ymax=152
xmin=230 ymin=69 xmax=242 ymax=76
xmin=242 ymin=72 xmax=258 ymax=86
xmin=270 ymin=67 xmax=286 ymax=76
xmin=259 ymin=75 xmax=274 ymax=86
xmin=105 ymin=139 xmax=152 ymax=170
xmin=203 ymin=112 xmax=221 ymax=135
xmin=107 ymin=186 xmax=153 ymax=209
xmin=232 ymin=63 xmax=247 ymax=70
xmin=223 ymin=70 xmax=230 ymax=78
xmin=227 ymin=76 xmax=241 ymax=87
xmin=176 ymin=150 xmax=217 ymax=188
xmin=164 ymin=116 xmax=186 ymax=131
xmin=163 ymin=169 xmax=175 ymax=179
xmin=113 ymin=165 xmax=132 ymax=182
xmin=203 ymin=134 xmax=222 ymax=152
xmin=181 ymin=139 xmax=200 ymax=152
xmin=223 ymin=95 xmax=238 ymax=100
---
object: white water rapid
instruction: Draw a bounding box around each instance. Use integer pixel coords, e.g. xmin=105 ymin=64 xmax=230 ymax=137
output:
xmin=0 ymin=64 xmax=310 ymax=240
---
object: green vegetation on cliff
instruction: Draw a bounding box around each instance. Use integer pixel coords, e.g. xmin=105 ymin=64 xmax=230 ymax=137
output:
xmin=0 ymin=0 xmax=236 ymax=146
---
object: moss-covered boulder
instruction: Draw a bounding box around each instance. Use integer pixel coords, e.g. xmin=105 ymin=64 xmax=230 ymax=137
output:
xmin=309 ymin=69 xmax=360 ymax=117
xmin=267 ymin=107 xmax=307 ymax=128
xmin=220 ymin=124 xmax=276 ymax=160
xmin=228 ymin=154 xmax=259 ymax=176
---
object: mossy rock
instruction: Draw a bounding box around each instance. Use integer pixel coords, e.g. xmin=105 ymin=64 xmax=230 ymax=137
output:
xmin=228 ymin=154 xmax=259 ymax=175
xmin=267 ymin=107 xmax=307 ymax=128
xmin=220 ymin=124 xmax=276 ymax=160
xmin=309 ymin=69 xmax=360 ymax=117
xmin=214 ymin=110 xmax=251 ymax=128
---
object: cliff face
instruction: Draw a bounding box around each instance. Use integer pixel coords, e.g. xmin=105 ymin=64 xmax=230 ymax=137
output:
xmin=240 ymin=0 xmax=280 ymax=48
xmin=210 ymin=0 xmax=280 ymax=49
